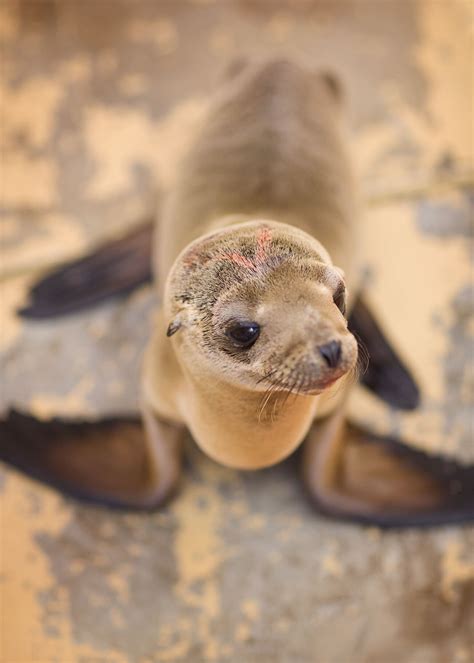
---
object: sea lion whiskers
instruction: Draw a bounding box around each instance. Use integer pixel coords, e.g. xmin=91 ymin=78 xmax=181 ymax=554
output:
xmin=257 ymin=388 xmax=276 ymax=424
xmin=256 ymin=367 xmax=280 ymax=385
xmin=269 ymin=375 xmax=304 ymax=422
xmin=259 ymin=383 xmax=288 ymax=424
xmin=256 ymin=365 xmax=306 ymax=424
xmin=349 ymin=333 xmax=369 ymax=386
xmin=280 ymin=373 xmax=303 ymax=411
xmin=257 ymin=367 xmax=310 ymax=424
xmin=257 ymin=383 xmax=276 ymax=419
xmin=257 ymin=372 xmax=287 ymax=423
xmin=270 ymin=389 xmax=281 ymax=423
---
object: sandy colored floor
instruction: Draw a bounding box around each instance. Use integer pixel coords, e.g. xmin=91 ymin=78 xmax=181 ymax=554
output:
xmin=1 ymin=1 xmax=473 ymax=661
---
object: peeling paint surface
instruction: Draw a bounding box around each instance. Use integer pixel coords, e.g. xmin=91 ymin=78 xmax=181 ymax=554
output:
xmin=1 ymin=1 xmax=473 ymax=661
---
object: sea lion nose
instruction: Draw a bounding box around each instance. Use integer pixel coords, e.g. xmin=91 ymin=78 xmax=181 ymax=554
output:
xmin=319 ymin=340 xmax=342 ymax=368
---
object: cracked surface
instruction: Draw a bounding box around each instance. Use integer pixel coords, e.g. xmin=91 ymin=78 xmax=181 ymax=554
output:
xmin=1 ymin=1 xmax=473 ymax=661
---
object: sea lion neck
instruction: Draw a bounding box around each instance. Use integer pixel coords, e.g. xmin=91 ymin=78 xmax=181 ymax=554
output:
xmin=179 ymin=369 xmax=320 ymax=469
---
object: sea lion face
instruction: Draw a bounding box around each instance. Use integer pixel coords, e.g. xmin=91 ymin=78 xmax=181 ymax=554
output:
xmin=210 ymin=266 xmax=357 ymax=395
xmin=165 ymin=221 xmax=358 ymax=396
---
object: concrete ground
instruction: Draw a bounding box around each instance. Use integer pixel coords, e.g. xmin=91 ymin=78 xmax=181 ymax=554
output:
xmin=1 ymin=1 xmax=473 ymax=661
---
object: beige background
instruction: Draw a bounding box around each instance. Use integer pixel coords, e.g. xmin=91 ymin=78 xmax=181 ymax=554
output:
xmin=1 ymin=1 xmax=473 ymax=661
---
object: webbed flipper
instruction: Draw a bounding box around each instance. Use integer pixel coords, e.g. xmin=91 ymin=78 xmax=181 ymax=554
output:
xmin=0 ymin=406 xmax=184 ymax=510
xmin=302 ymin=407 xmax=474 ymax=528
xmin=348 ymin=296 xmax=420 ymax=410
xmin=19 ymin=222 xmax=154 ymax=319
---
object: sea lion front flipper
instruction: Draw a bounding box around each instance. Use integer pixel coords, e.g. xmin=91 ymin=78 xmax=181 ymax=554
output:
xmin=19 ymin=222 xmax=154 ymax=319
xmin=348 ymin=296 xmax=420 ymax=410
xmin=0 ymin=406 xmax=184 ymax=510
xmin=302 ymin=408 xmax=474 ymax=527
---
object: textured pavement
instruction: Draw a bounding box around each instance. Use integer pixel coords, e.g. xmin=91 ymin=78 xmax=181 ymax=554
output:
xmin=1 ymin=1 xmax=473 ymax=661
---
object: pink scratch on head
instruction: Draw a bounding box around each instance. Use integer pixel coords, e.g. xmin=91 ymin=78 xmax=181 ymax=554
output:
xmin=221 ymin=252 xmax=257 ymax=271
xmin=255 ymin=227 xmax=272 ymax=266
xmin=185 ymin=227 xmax=273 ymax=274
xmin=220 ymin=228 xmax=273 ymax=273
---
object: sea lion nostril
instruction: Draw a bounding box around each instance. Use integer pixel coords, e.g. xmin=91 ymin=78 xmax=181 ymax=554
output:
xmin=319 ymin=340 xmax=342 ymax=368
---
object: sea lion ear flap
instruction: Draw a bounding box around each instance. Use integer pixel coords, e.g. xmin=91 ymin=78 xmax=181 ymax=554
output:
xmin=166 ymin=320 xmax=182 ymax=337
xmin=330 ymin=266 xmax=347 ymax=315
xmin=319 ymin=71 xmax=344 ymax=103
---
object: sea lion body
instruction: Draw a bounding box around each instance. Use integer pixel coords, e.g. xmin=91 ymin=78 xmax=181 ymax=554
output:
xmin=143 ymin=60 xmax=360 ymax=468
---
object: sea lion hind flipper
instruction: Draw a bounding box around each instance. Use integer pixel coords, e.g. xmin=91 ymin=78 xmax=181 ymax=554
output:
xmin=302 ymin=409 xmax=474 ymax=528
xmin=19 ymin=222 xmax=154 ymax=319
xmin=348 ymin=296 xmax=420 ymax=410
xmin=0 ymin=408 xmax=183 ymax=510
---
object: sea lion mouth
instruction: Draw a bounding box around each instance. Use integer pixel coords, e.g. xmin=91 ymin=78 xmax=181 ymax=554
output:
xmin=257 ymin=371 xmax=347 ymax=423
xmin=261 ymin=372 xmax=346 ymax=395
xmin=257 ymin=350 xmax=356 ymax=393
xmin=256 ymin=364 xmax=352 ymax=420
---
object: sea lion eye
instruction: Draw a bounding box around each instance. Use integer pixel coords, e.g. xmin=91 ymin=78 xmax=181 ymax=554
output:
xmin=226 ymin=321 xmax=260 ymax=348
xmin=333 ymin=285 xmax=346 ymax=316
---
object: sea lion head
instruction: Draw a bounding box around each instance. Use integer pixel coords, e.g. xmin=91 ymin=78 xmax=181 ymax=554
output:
xmin=164 ymin=220 xmax=358 ymax=398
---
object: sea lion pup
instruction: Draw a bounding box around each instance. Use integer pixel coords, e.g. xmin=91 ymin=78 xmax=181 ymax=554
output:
xmin=141 ymin=60 xmax=359 ymax=474
xmin=146 ymin=220 xmax=358 ymax=471
xmin=2 ymin=60 xmax=474 ymax=526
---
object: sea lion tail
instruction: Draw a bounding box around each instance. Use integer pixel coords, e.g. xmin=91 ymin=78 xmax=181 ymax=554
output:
xmin=18 ymin=222 xmax=154 ymax=319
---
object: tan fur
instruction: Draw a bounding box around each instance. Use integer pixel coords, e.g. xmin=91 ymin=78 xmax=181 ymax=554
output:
xmin=142 ymin=60 xmax=360 ymax=469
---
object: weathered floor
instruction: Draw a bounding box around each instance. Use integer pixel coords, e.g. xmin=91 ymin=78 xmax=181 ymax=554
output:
xmin=1 ymin=1 xmax=473 ymax=661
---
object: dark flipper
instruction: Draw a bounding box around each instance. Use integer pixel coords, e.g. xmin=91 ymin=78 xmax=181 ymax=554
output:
xmin=348 ymin=296 xmax=420 ymax=410
xmin=19 ymin=222 xmax=154 ymax=319
xmin=302 ymin=407 xmax=474 ymax=528
xmin=0 ymin=407 xmax=184 ymax=510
